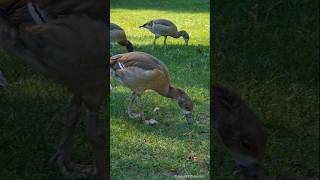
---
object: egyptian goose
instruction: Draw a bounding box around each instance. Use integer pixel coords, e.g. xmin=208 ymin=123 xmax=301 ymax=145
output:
xmin=212 ymin=84 xmax=267 ymax=180
xmin=139 ymin=19 xmax=189 ymax=48
xmin=110 ymin=23 xmax=133 ymax=52
xmin=0 ymin=70 xmax=7 ymax=89
xmin=110 ymin=52 xmax=193 ymax=124
xmin=0 ymin=1 xmax=108 ymax=179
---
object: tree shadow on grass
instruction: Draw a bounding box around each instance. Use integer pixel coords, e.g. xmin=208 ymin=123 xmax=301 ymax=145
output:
xmin=0 ymin=90 xmax=70 ymax=180
xmin=213 ymin=0 xmax=319 ymax=88
xmin=0 ymin=81 xmax=99 ymax=180
xmin=213 ymin=121 xmax=319 ymax=179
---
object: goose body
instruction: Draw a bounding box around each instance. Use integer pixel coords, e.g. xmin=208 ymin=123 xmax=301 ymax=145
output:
xmin=110 ymin=23 xmax=133 ymax=52
xmin=212 ymin=84 xmax=266 ymax=180
xmin=140 ymin=19 xmax=189 ymax=48
xmin=1 ymin=1 xmax=108 ymax=179
xmin=110 ymin=52 xmax=193 ymax=124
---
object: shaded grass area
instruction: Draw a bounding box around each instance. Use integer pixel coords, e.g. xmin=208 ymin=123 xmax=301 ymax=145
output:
xmin=213 ymin=0 xmax=319 ymax=179
xmin=111 ymin=0 xmax=210 ymax=179
xmin=0 ymin=51 xmax=98 ymax=180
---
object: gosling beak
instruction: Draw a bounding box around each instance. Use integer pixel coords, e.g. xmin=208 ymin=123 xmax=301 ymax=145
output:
xmin=182 ymin=110 xmax=192 ymax=123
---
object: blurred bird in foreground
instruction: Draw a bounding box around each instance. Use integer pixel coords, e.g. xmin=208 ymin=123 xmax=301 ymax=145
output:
xmin=0 ymin=0 xmax=108 ymax=179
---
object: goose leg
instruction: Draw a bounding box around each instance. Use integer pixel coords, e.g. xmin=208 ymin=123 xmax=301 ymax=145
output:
xmin=86 ymin=109 xmax=107 ymax=180
xmin=127 ymin=92 xmax=141 ymax=119
xmin=163 ymin=36 xmax=167 ymax=49
xmin=135 ymin=94 xmax=145 ymax=121
xmin=135 ymin=94 xmax=159 ymax=125
xmin=49 ymin=96 xmax=96 ymax=178
xmin=152 ymin=38 xmax=156 ymax=49
xmin=152 ymin=35 xmax=160 ymax=49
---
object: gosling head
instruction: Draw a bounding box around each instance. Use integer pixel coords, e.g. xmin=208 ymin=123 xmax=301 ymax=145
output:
xmin=212 ymin=83 xmax=267 ymax=180
xmin=232 ymin=128 xmax=266 ymax=180
xmin=179 ymin=30 xmax=189 ymax=45
xmin=175 ymin=88 xmax=193 ymax=123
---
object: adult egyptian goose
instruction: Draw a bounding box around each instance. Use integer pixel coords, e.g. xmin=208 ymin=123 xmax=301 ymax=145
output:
xmin=0 ymin=1 xmax=108 ymax=179
xmin=139 ymin=19 xmax=189 ymax=48
xmin=110 ymin=52 xmax=193 ymax=124
xmin=110 ymin=23 xmax=133 ymax=52
xmin=212 ymin=84 xmax=267 ymax=180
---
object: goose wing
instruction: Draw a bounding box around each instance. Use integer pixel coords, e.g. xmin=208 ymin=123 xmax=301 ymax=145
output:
xmin=152 ymin=19 xmax=178 ymax=35
xmin=110 ymin=52 xmax=171 ymax=93
xmin=110 ymin=23 xmax=123 ymax=31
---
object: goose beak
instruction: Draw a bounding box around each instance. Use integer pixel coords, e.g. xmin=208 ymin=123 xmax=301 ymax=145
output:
xmin=182 ymin=110 xmax=192 ymax=123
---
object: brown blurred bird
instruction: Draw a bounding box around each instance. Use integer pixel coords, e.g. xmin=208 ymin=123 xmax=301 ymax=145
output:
xmin=110 ymin=23 xmax=133 ymax=52
xmin=212 ymin=84 xmax=267 ymax=180
xmin=139 ymin=19 xmax=189 ymax=48
xmin=0 ymin=0 xmax=108 ymax=179
xmin=110 ymin=52 xmax=193 ymax=124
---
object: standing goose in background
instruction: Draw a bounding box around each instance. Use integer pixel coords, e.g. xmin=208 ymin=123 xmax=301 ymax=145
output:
xmin=110 ymin=51 xmax=193 ymax=125
xmin=0 ymin=0 xmax=108 ymax=179
xmin=212 ymin=84 xmax=267 ymax=180
xmin=110 ymin=23 xmax=133 ymax=52
xmin=139 ymin=19 xmax=189 ymax=48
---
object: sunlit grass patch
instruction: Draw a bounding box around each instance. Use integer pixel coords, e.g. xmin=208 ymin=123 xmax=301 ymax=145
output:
xmin=111 ymin=0 xmax=210 ymax=179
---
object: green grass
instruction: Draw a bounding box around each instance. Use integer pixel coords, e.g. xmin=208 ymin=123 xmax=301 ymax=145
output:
xmin=110 ymin=0 xmax=210 ymax=179
xmin=0 ymin=51 xmax=85 ymax=180
xmin=213 ymin=0 xmax=319 ymax=179
xmin=2 ymin=0 xmax=316 ymax=180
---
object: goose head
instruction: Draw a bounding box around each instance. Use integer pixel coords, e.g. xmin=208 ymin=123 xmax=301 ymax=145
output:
xmin=231 ymin=138 xmax=266 ymax=180
xmin=179 ymin=30 xmax=189 ymax=45
xmin=175 ymin=88 xmax=193 ymax=123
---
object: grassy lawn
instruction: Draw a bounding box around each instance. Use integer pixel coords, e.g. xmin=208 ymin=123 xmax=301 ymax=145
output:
xmin=0 ymin=52 xmax=84 ymax=180
xmin=2 ymin=0 xmax=316 ymax=180
xmin=110 ymin=0 xmax=210 ymax=179
xmin=213 ymin=0 xmax=319 ymax=179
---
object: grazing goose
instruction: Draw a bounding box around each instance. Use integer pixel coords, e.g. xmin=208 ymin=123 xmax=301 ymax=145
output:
xmin=212 ymin=84 xmax=266 ymax=180
xmin=110 ymin=52 xmax=193 ymax=124
xmin=0 ymin=1 xmax=108 ymax=179
xmin=139 ymin=19 xmax=189 ymax=48
xmin=110 ymin=23 xmax=133 ymax=52
xmin=0 ymin=70 xmax=7 ymax=89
